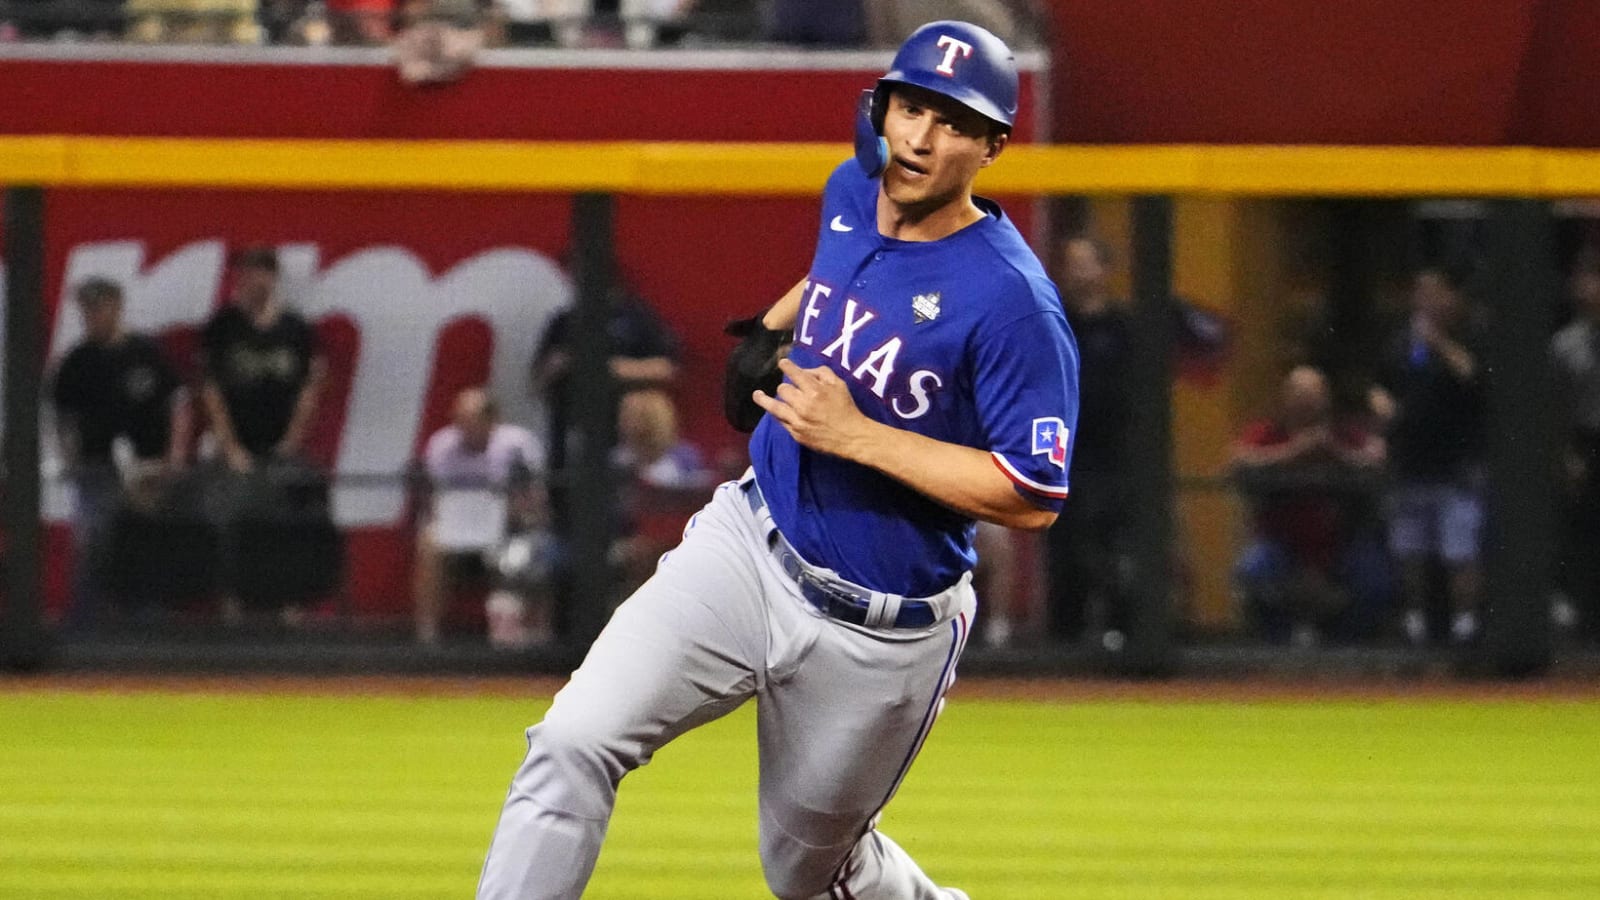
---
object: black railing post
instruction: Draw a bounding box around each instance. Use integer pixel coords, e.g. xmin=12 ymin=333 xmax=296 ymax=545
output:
xmin=564 ymin=193 xmax=620 ymax=655
xmin=1476 ymin=199 xmax=1558 ymax=677
xmin=2 ymin=187 xmax=49 ymax=670
xmin=1120 ymin=195 xmax=1178 ymax=676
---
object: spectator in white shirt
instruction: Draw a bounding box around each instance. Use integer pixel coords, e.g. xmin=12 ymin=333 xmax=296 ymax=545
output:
xmin=413 ymin=387 xmax=549 ymax=647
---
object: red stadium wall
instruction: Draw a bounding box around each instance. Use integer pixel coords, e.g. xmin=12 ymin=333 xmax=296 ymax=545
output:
xmin=1048 ymin=0 xmax=1600 ymax=147
xmin=0 ymin=54 xmax=1043 ymax=619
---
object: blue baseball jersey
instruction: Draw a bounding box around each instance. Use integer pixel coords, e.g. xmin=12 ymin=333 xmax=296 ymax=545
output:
xmin=750 ymin=160 xmax=1080 ymax=597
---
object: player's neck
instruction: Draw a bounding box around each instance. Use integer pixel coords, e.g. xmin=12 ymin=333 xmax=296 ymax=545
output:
xmin=876 ymin=191 xmax=984 ymax=242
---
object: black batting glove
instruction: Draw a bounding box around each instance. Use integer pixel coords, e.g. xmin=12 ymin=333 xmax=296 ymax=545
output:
xmin=723 ymin=314 xmax=793 ymax=433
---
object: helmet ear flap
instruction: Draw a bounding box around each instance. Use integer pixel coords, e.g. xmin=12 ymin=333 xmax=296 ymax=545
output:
xmin=854 ymin=88 xmax=890 ymax=178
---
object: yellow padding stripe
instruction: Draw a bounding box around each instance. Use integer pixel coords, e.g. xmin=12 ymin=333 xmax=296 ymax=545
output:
xmin=1 ymin=136 xmax=1597 ymax=196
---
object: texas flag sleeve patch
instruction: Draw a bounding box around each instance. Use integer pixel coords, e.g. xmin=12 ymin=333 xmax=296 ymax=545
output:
xmin=974 ymin=310 xmax=1079 ymax=510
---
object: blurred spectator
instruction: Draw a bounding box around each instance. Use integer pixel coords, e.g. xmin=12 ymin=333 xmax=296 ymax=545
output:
xmin=768 ymin=0 xmax=864 ymax=46
xmin=1370 ymin=266 xmax=1486 ymax=646
xmin=50 ymin=277 xmax=191 ymax=630
xmin=613 ymin=388 xmax=708 ymax=490
xmin=413 ymin=387 xmax=551 ymax=648
xmin=330 ymin=0 xmax=392 ymax=43
xmin=972 ymin=520 xmax=1021 ymax=647
xmin=610 ymin=388 xmax=710 ymax=597
xmin=0 ymin=0 xmax=124 ymax=39
xmin=531 ymin=281 xmax=680 ymax=487
xmin=1043 ymin=236 xmax=1132 ymax=647
xmin=619 ymin=0 xmax=694 ymax=47
xmin=199 ymin=245 xmax=329 ymax=620
xmin=1551 ymin=259 xmax=1600 ymax=641
xmin=393 ymin=0 xmax=483 ymax=84
xmin=126 ymin=0 xmax=261 ymax=43
xmin=1230 ymin=366 xmax=1391 ymax=647
xmin=865 ymin=0 xmax=1019 ymax=47
xmin=200 ymin=245 xmax=325 ymax=473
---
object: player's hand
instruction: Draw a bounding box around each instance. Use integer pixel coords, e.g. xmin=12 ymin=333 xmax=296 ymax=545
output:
xmin=752 ymin=358 xmax=874 ymax=459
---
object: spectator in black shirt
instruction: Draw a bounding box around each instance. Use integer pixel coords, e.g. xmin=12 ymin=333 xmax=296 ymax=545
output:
xmin=199 ymin=246 xmax=328 ymax=621
xmin=1371 ymin=266 xmax=1486 ymax=645
xmin=200 ymin=245 xmax=326 ymax=472
xmin=531 ymin=284 xmax=680 ymax=479
xmin=1043 ymin=236 xmax=1133 ymax=647
xmin=51 ymin=277 xmax=190 ymax=628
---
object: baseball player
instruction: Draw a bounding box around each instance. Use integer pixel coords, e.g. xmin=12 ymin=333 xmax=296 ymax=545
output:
xmin=477 ymin=21 xmax=1078 ymax=900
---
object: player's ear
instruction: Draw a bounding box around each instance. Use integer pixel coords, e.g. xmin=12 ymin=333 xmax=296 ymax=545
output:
xmin=980 ymin=131 xmax=1008 ymax=167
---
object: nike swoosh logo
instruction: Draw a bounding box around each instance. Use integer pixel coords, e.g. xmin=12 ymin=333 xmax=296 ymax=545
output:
xmin=830 ymin=215 xmax=853 ymax=233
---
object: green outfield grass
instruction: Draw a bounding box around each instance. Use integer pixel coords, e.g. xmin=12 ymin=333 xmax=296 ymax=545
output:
xmin=1 ymin=683 xmax=1598 ymax=899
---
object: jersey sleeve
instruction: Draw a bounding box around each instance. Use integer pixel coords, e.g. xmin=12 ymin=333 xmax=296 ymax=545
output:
xmin=973 ymin=309 xmax=1080 ymax=511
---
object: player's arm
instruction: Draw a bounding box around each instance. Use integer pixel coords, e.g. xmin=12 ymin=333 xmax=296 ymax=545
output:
xmin=754 ymin=359 xmax=1058 ymax=531
xmin=760 ymin=278 xmax=809 ymax=330
xmin=723 ymin=278 xmax=809 ymax=432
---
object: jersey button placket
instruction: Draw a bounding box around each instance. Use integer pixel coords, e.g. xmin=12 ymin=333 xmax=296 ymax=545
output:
xmin=857 ymin=245 xmax=885 ymax=288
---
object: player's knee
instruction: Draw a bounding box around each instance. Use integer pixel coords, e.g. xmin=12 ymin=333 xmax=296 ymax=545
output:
xmin=761 ymin=862 xmax=834 ymax=900
xmin=512 ymin=716 xmax=637 ymax=819
xmin=758 ymin=817 xmax=856 ymax=899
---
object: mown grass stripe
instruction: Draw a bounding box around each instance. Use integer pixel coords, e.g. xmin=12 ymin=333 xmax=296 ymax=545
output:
xmin=2 ymin=688 xmax=1597 ymax=900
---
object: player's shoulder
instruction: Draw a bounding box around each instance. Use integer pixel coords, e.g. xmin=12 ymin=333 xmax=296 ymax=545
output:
xmin=968 ymin=212 xmax=1066 ymax=326
xmin=826 ymin=158 xmax=871 ymax=191
xmin=823 ymin=159 xmax=877 ymax=207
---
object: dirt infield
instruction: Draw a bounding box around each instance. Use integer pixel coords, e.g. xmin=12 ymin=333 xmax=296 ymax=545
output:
xmin=5 ymin=671 xmax=1600 ymax=702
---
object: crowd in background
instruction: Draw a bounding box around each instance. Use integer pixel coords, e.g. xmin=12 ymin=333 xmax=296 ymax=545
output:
xmin=0 ymin=0 xmax=1045 ymax=50
xmin=1023 ymin=232 xmax=1600 ymax=654
xmin=47 ymin=226 xmax=1600 ymax=653
xmin=48 ymin=244 xmax=719 ymax=649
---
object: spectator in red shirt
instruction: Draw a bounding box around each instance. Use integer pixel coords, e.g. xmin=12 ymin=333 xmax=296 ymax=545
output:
xmin=1230 ymin=365 xmax=1393 ymax=646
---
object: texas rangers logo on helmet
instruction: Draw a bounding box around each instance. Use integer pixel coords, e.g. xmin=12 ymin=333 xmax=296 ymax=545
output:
xmin=1031 ymin=417 xmax=1069 ymax=470
xmin=935 ymin=35 xmax=974 ymax=76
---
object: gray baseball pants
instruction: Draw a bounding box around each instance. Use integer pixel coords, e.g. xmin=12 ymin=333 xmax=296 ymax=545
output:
xmin=477 ymin=475 xmax=974 ymax=899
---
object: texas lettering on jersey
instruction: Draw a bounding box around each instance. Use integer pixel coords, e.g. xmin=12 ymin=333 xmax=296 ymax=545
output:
xmin=750 ymin=160 xmax=1079 ymax=597
xmin=793 ymin=280 xmax=946 ymax=421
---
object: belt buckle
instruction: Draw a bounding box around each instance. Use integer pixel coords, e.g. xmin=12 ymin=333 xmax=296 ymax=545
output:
xmin=807 ymin=575 xmax=868 ymax=622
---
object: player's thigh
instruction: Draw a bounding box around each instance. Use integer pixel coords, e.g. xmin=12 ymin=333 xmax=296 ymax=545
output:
xmin=755 ymin=602 xmax=973 ymax=850
xmin=544 ymin=488 xmax=768 ymax=754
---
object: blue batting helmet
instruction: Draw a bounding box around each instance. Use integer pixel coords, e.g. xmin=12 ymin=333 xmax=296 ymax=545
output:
xmin=854 ymin=21 xmax=1019 ymax=176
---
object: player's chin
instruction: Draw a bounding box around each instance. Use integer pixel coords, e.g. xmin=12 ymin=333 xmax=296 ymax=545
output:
xmin=884 ymin=178 xmax=941 ymax=209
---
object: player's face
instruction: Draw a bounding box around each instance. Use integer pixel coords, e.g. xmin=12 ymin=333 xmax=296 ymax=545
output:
xmin=879 ymin=87 xmax=1004 ymax=214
